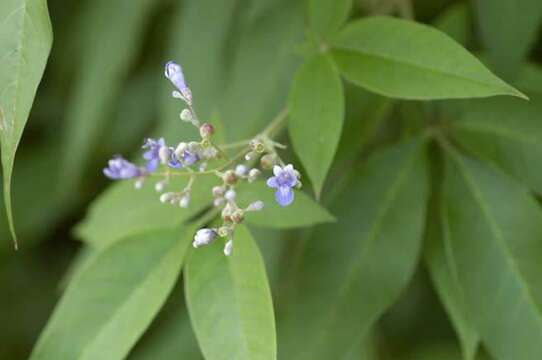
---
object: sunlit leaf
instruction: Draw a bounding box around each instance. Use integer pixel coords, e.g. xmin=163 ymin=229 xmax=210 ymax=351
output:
xmin=0 ymin=0 xmax=53 ymax=246
xmin=288 ymin=54 xmax=344 ymax=197
xmin=279 ymin=139 xmax=429 ymax=359
xmin=31 ymin=228 xmax=193 ymax=360
xmin=185 ymin=225 xmax=276 ymax=360
xmin=331 ymin=17 xmax=525 ymax=100
xmin=444 ymin=151 xmax=542 ymax=360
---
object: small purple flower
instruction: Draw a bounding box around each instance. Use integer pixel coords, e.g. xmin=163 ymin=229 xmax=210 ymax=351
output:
xmin=165 ymin=61 xmax=192 ymax=101
xmin=103 ymin=156 xmax=142 ymax=180
xmin=266 ymin=164 xmax=299 ymax=207
xmin=168 ymin=150 xmax=199 ymax=169
xmin=142 ymin=138 xmax=165 ymax=172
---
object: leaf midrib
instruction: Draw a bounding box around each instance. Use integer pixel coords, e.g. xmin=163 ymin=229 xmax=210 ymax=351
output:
xmin=453 ymin=155 xmax=542 ymax=330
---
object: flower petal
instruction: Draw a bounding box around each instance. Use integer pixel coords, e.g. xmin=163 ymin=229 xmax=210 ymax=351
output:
xmin=275 ymin=186 xmax=294 ymax=207
xmin=266 ymin=176 xmax=279 ymax=188
xmin=273 ymin=165 xmax=282 ymax=176
xmin=146 ymin=158 xmax=160 ymax=172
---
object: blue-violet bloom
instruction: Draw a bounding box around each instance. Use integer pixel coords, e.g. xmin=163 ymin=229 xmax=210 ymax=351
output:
xmin=103 ymin=156 xmax=142 ymax=180
xmin=165 ymin=61 xmax=190 ymax=96
xmin=142 ymin=138 xmax=165 ymax=171
xmin=169 ymin=150 xmax=199 ymax=169
xmin=266 ymin=164 xmax=299 ymax=207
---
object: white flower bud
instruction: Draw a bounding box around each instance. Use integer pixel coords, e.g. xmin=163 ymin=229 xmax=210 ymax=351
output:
xmin=212 ymin=186 xmax=226 ymax=197
xmin=172 ymin=90 xmax=183 ymax=99
xmin=193 ymin=228 xmax=218 ymax=248
xmin=180 ymin=109 xmax=192 ymax=122
xmin=134 ymin=178 xmax=145 ymax=189
xmin=199 ymin=162 xmax=208 ymax=172
xmin=214 ymin=197 xmax=225 ymax=207
xmin=225 ymin=189 xmax=236 ymax=201
xmin=247 ymin=200 xmax=264 ymax=212
xmin=160 ymin=192 xmax=176 ymax=203
xmin=155 ymin=181 xmax=166 ymax=192
xmin=235 ymin=164 xmax=248 ymax=176
xmin=174 ymin=142 xmax=188 ymax=159
xmin=159 ymin=146 xmax=171 ymax=164
xmin=248 ymin=168 xmax=260 ymax=182
xmin=179 ymin=194 xmax=190 ymax=208
xmin=224 ymin=239 xmax=233 ymax=256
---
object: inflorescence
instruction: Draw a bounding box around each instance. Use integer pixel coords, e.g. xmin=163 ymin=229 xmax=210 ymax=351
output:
xmin=103 ymin=61 xmax=301 ymax=256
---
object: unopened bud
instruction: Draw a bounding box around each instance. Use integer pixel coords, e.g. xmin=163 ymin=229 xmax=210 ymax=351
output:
xmin=224 ymin=239 xmax=233 ymax=256
xmin=160 ymin=192 xmax=176 ymax=203
xmin=134 ymin=178 xmax=145 ymax=189
xmin=193 ymin=228 xmax=218 ymax=248
xmin=235 ymin=164 xmax=248 ymax=176
xmin=248 ymin=168 xmax=260 ymax=182
xmin=231 ymin=209 xmax=245 ymax=224
xmin=199 ymin=123 xmax=214 ymax=139
xmin=174 ymin=142 xmax=188 ymax=158
xmin=247 ymin=201 xmax=264 ymax=211
xmin=179 ymin=194 xmax=190 ymax=208
xmin=225 ymin=189 xmax=236 ymax=201
xmin=180 ymin=109 xmax=192 ymax=122
xmin=260 ymin=154 xmax=276 ymax=170
xmin=223 ymin=170 xmax=237 ymax=185
xmin=218 ymin=226 xmax=232 ymax=237
xmin=214 ymin=197 xmax=225 ymax=207
xmin=212 ymin=186 xmax=226 ymax=197
xmin=155 ymin=181 xmax=166 ymax=192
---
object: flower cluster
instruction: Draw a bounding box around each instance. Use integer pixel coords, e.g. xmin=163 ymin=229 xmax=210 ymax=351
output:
xmin=103 ymin=61 xmax=301 ymax=256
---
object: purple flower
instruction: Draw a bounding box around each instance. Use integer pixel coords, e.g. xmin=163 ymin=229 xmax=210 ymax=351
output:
xmin=169 ymin=150 xmax=199 ymax=169
xmin=165 ymin=61 xmax=191 ymax=100
xmin=266 ymin=164 xmax=299 ymax=207
xmin=103 ymin=156 xmax=142 ymax=180
xmin=142 ymin=138 xmax=165 ymax=172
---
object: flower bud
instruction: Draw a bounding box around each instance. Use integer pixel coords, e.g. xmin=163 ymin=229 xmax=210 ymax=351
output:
xmin=224 ymin=239 xmax=233 ymax=256
xmin=160 ymin=192 xmax=176 ymax=203
xmin=245 ymin=151 xmax=256 ymax=161
xmin=235 ymin=164 xmax=248 ymax=176
xmin=180 ymin=109 xmax=192 ymax=122
xmin=193 ymin=228 xmax=218 ymax=248
xmin=134 ymin=178 xmax=145 ymax=189
xmin=225 ymin=189 xmax=236 ymax=201
xmin=159 ymin=146 xmax=172 ymax=165
xmin=247 ymin=200 xmax=264 ymax=211
xmin=199 ymin=123 xmax=214 ymax=139
xmin=174 ymin=142 xmax=188 ymax=159
xmin=155 ymin=181 xmax=166 ymax=192
xmin=179 ymin=194 xmax=190 ymax=208
xmin=248 ymin=168 xmax=260 ymax=182
xmin=223 ymin=170 xmax=237 ymax=185
xmin=214 ymin=197 xmax=225 ymax=207
xmin=231 ymin=209 xmax=245 ymax=224
xmin=212 ymin=185 xmax=226 ymax=197
xmin=218 ymin=226 xmax=232 ymax=237
xmin=260 ymin=154 xmax=276 ymax=169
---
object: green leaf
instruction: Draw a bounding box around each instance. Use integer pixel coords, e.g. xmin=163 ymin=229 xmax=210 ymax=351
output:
xmin=0 ymin=0 xmax=53 ymax=246
xmin=237 ymin=181 xmax=335 ymax=229
xmin=450 ymin=95 xmax=542 ymax=195
xmin=330 ymin=16 xmax=525 ymax=100
xmin=288 ymin=54 xmax=344 ymax=197
xmin=185 ymin=225 xmax=276 ymax=360
xmin=279 ymin=139 xmax=429 ymax=359
xmin=426 ymin=208 xmax=479 ymax=360
xmin=443 ymin=151 xmax=542 ymax=360
xmin=60 ymin=0 xmax=157 ymax=193
xmin=75 ymin=175 xmax=216 ymax=249
xmin=307 ymin=0 xmax=352 ymax=38
xmin=474 ymin=0 xmax=542 ymax=79
xmin=433 ymin=2 xmax=471 ymax=45
xmin=30 ymin=228 xmax=193 ymax=360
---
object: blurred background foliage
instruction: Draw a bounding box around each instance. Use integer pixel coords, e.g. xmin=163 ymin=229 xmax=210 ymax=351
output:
xmin=1 ymin=0 xmax=542 ymax=358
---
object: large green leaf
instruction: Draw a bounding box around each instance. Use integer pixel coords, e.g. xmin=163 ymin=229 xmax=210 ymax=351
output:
xmin=307 ymin=0 xmax=352 ymax=39
xmin=434 ymin=2 xmax=470 ymax=45
xmin=60 ymin=0 xmax=157 ymax=193
xmin=75 ymin=175 xmax=216 ymax=248
xmin=30 ymin=228 xmax=193 ymax=360
xmin=330 ymin=16 xmax=524 ymax=100
xmin=426 ymin=206 xmax=479 ymax=360
xmin=0 ymin=0 xmax=53 ymax=246
xmin=185 ymin=225 xmax=276 ymax=360
xmin=278 ymin=139 xmax=429 ymax=359
xmin=474 ymin=0 xmax=542 ymax=79
xmin=288 ymin=54 xmax=344 ymax=197
xmin=237 ymin=181 xmax=335 ymax=228
xmin=451 ymin=95 xmax=542 ymax=195
xmin=443 ymin=151 xmax=542 ymax=360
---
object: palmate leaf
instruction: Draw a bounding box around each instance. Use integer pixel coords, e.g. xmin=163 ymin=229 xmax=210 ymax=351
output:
xmin=288 ymin=54 xmax=344 ymax=197
xmin=0 ymin=0 xmax=53 ymax=246
xmin=31 ymin=227 xmax=194 ymax=360
xmin=451 ymin=95 xmax=542 ymax=195
xmin=278 ymin=139 xmax=429 ymax=359
xmin=185 ymin=225 xmax=276 ymax=360
xmin=330 ymin=16 xmax=525 ymax=100
xmin=443 ymin=151 xmax=542 ymax=360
